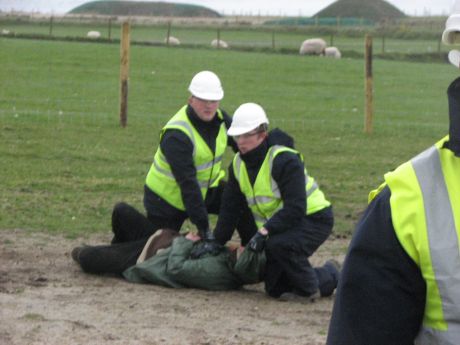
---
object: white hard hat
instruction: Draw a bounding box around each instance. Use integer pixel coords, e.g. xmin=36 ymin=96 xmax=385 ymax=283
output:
xmin=443 ymin=14 xmax=460 ymax=45
xmin=227 ymin=103 xmax=269 ymax=136
xmin=188 ymin=70 xmax=224 ymax=101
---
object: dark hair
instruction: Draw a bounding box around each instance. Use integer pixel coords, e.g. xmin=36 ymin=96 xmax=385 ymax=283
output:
xmin=257 ymin=123 xmax=268 ymax=133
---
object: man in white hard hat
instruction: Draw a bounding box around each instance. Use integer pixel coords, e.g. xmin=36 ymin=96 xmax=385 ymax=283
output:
xmin=194 ymin=102 xmax=339 ymax=301
xmin=72 ymin=71 xmax=253 ymax=272
xmin=327 ymin=17 xmax=460 ymax=344
xmin=142 ymin=70 xmax=233 ymax=242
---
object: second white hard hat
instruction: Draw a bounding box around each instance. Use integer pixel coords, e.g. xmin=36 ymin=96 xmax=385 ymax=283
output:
xmin=443 ymin=14 xmax=460 ymax=45
xmin=227 ymin=103 xmax=269 ymax=136
xmin=188 ymin=70 xmax=224 ymax=101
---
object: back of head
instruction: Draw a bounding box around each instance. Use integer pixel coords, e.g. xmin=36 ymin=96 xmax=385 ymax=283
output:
xmin=227 ymin=103 xmax=269 ymax=136
xmin=188 ymin=70 xmax=224 ymax=101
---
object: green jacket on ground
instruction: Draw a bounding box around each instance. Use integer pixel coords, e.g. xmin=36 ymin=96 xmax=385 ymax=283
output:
xmin=123 ymin=237 xmax=265 ymax=291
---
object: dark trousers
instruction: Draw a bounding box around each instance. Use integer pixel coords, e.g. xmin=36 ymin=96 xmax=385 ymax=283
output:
xmin=143 ymin=183 xmax=256 ymax=245
xmin=78 ymin=203 xmax=153 ymax=275
xmin=264 ymin=213 xmax=334 ymax=297
xmin=78 ymin=184 xmax=253 ymax=274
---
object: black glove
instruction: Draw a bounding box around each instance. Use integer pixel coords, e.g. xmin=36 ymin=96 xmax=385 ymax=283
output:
xmin=200 ymin=228 xmax=216 ymax=242
xmin=190 ymin=229 xmax=223 ymax=259
xmin=248 ymin=232 xmax=267 ymax=252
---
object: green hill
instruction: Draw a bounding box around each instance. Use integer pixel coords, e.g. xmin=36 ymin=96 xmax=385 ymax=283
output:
xmin=314 ymin=0 xmax=406 ymax=22
xmin=68 ymin=1 xmax=221 ymax=17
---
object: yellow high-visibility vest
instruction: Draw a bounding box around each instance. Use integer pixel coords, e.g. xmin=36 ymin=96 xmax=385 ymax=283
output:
xmin=233 ymin=145 xmax=330 ymax=228
xmin=371 ymin=136 xmax=460 ymax=344
xmin=145 ymin=106 xmax=227 ymax=210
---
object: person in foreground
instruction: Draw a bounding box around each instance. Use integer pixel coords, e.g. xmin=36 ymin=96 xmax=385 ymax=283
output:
xmin=196 ymin=102 xmax=340 ymax=301
xmin=327 ymin=14 xmax=460 ymax=345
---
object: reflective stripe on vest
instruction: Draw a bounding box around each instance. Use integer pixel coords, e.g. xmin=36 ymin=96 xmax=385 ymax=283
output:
xmin=384 ymin=136 xmax=460 ymax=345
xmin=413 ymin=145 xmax=460 ymax=345
xmin=155 ymin=147 xmax=224 ymax=186
xmin=233 ymin=145 xmax=330 ymax=228
xmin=145 ymin=106 xmax=227 ymax=210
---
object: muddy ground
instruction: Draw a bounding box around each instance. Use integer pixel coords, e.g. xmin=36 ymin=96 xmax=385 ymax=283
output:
xmin=0 ymin=229 xmax=349 ymax=345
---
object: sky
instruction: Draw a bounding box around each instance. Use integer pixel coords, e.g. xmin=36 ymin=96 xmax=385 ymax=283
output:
xmin=0 ymin=0 xmax=457 ymax=17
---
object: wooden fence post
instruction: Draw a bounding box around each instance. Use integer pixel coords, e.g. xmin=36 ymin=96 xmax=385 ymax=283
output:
xmin=364 ymin=34 xmax=373 ymax=134
xmin=166 ymin=21 xmax=171 ymax=45
xmin=119 ymin=22 xmax=130 ymax=128
xmin=272 ymin=31 xmax=275 ymax=50
xmin=217 ymin=28 xmax=221 ymax=49
xmin=108 ymin=18 xmax=112 ymax=40
xmin=49 ymin=16 xmax=53 ymax=37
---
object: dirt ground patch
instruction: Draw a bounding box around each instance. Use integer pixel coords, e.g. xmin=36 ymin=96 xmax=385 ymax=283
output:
xmin=0 ymin=229 xmax=349 ymax=345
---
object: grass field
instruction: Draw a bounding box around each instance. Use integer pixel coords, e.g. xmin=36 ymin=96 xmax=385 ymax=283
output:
xmin=0 ymin=36 xmax=454 ymax=237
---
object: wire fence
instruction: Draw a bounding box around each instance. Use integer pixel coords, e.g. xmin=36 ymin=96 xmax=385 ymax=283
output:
xmin=0 ymin=13 xmax=450 ymax=56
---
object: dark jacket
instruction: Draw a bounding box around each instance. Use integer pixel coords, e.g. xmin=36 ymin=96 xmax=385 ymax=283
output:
xmin=327 ymin=186 xmax=426 ymax=345
xmin=214 ymin=128 xmax=332 ymax=245
xmin=144 ymin=105 xmax=237 ymax=233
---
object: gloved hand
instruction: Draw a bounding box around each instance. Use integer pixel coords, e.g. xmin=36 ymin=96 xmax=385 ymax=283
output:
xmin=248 ymin=231 xmax=268 ymax=252
xmin=200 ymin=228 xmax=216 ymax=242
xmin=190 ymin=229 xmax=223 ymax=259
xmin=190 ymin=240 xmax=223 ymax=259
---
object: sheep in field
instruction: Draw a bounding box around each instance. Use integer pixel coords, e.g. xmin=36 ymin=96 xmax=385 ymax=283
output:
xmin=87 ymin=31 xmax=101 ymax=39
xmin=211 ymin=39 xmax=229 ymax=49
xmin=324 ymin=46 xmax=342 ymax=59
xmin=299 ymin=38 xmax=327 ymax=55
xmin=164 ymin=36 xmax=180 ymax=45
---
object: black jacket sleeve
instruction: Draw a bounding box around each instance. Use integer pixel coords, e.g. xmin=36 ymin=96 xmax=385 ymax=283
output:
xmin=264 ymin=151 xmax=306 ymax=234
xmin=214 ymin=165 xmax=248 ymax=245
xmin=160 ymin=129 xmax=209 ymax=233
xmin=221 ymin=110 xmax=238 ymax=152
xmin=327 ymin=186 xmax=426 ymax=345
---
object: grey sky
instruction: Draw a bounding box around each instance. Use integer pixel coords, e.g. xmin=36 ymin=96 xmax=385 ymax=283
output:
xmin=0 ymin=0 xmax=456 ymax=17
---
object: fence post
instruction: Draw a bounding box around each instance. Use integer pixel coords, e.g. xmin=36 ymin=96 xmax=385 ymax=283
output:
xmin=108 ymin=18 xmax=112 ymax=40
xmin=381 ymin=35 xmax=385 ymax=54
xmin=364 ymin=34 xmax=373 ymax=134
xmin=330 ymin=34 xmax=334 ymax=47
xmin=166 ymin=21 xmax=171 ymax=45
xmin=272 ymin=31 xmax=275 ymax=50
xmin=49 ymin=16 xmax=53 ymax=37
xmin=119 ymin=22 xmax=130 ymax=128
xmin=217 ymin=28 xmax=221 ymax=49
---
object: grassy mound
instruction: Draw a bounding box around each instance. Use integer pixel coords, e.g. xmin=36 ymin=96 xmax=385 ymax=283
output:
xmin=68 ymin=0 xmax=221 ymax=17
xmin=315 ymin=0 xmax=406 ymax=22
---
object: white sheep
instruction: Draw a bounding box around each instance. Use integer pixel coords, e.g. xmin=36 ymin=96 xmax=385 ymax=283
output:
xmin=164 ymin=36 xmax=180 ymax=45
xmin=1 ymin=29 xmax=11 ymax=35
xmin=299 ymin=38 xmax=327 ymax=55
xmin=87 ymin=31 xmax=101 ymax=39
xmin=324 ymin=46 xmax=342 ymax=59
xmin=211 ymin=39 xmax=229 ymax=49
